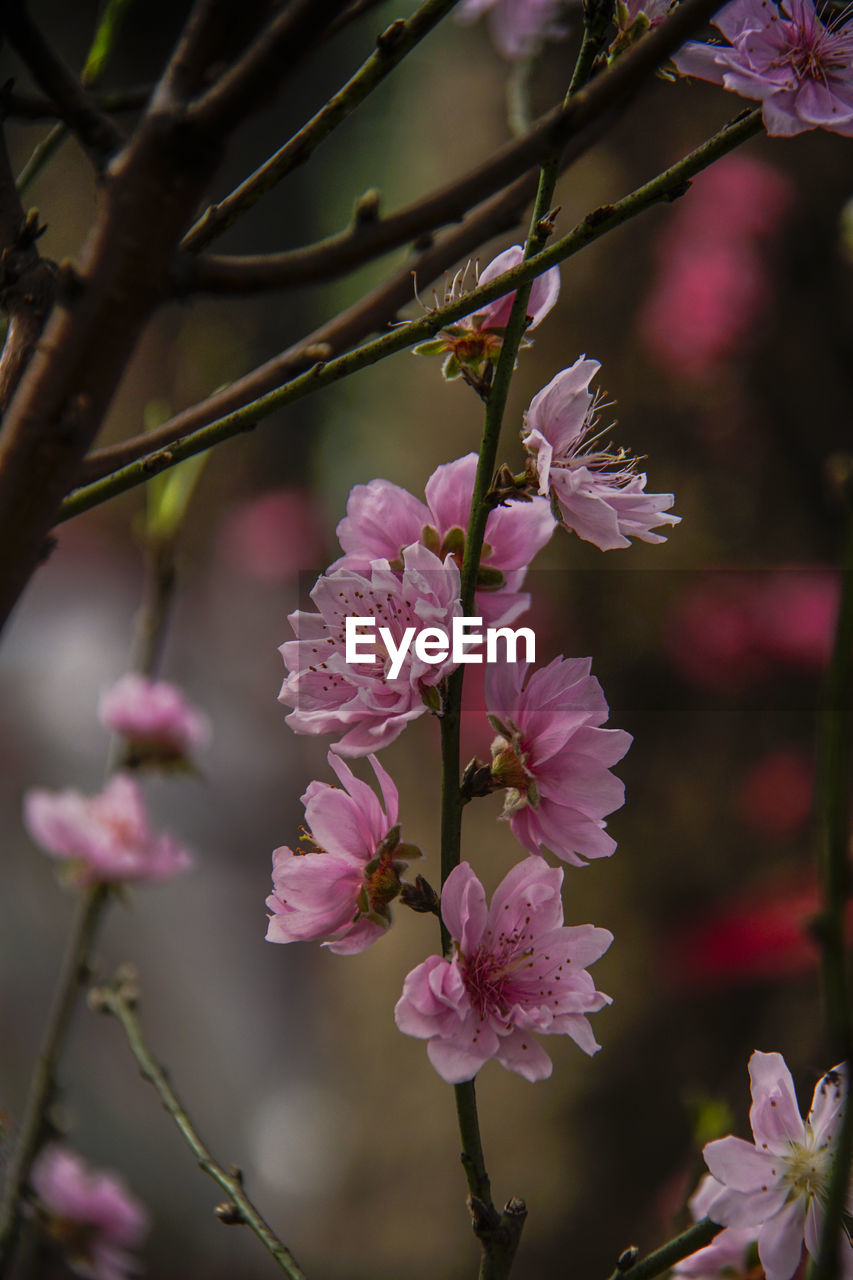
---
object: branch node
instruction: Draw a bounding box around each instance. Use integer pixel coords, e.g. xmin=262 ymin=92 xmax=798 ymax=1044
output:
xmin=617 ymin=1245 xmax=640 ymax=1270
xmin=376 ymin=18 xmax=406 ymax=52
xmin=56 ymin=258 xmax=85 ymax=302
xmin=142 ymin=450 xmax=175 ymax=475
xmin=353 ymin=187 xmax=381 ymax=225
xmin=215 ymin=1201 xmax=244 ymax=1225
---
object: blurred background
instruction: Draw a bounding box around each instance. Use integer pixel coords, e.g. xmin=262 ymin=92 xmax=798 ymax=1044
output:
xmin=1 ymin=1 xmax=853 ymax=1276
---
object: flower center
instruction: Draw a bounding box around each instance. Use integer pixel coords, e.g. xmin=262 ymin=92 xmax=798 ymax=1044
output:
xmin=461 ymin=937 xmax=534 ymax=1018
xmin=782 ymin=1127 xmax=834 ymax=1203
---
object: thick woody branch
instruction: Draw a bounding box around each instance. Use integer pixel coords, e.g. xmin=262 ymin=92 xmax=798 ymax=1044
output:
xmin=0 ymin=4 xmax=124 ymax=166
xmin=186 ymin=0 xmax=355 ymax=134
xmin=181 ymin=0 xmax=462 ymax=253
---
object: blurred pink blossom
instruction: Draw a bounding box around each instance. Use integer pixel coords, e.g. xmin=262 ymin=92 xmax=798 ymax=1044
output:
xmin=456 ymin=0 xmax=571 ymax=59
xmin=485 ymin=655 xmax=631 ymax=865
xmin=702 ymin=1052 xmax=852 ymax=1280
xmin=31 ymin=1145 xmax=148 ymax=1280
xmin=98 ymin=674 xmax=210 ymax=764
xmin=266 ymin=752 xmax=413 ymax=954
xmin=331 ymin=453 xmax=555 ymax=626
xmin=23 ymin=774 xmax=193 ymax=885
xmin=672 ymin=1175 xmax=756 ymax=1279
xmin=394 ymin=857 xmax=612 ymax=1082
xmin=522 ymin=357 xmax=679 ymax=550
xmin=638 ymin=156 xmax=794 ymax=381
xmin=666 ymin=570 xmax=837 ymax=690
xmin=279 ymin=543 xmax=461 ymax=756
xmin=218 ymin=489 xmax=327 ymax=583
xmin=675 ymin=0 xmax=853 ymax=137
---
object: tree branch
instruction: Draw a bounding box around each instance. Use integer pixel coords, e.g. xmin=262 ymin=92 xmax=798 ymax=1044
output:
xmin=0 ymin=84 xmax=152 ymax=120
xmin=185 ymin=0 xmax=354 ymax=135
xmin=71 ymin=109 xmax=762 ymax=508
xmin=0 ymin=4 xmax=124 ymax=166
xmin=0 ymin=126 xmax=55 ymax=415
xmin=0 ymin=885 xmax=110 ymax=1274
xmin=181 ymin=0 xmax=463 ymax=253
xmin=604 ymin=1220 xmax=722 ymax=1280
xmin=94 ymin=979 xmax=309 ymax=1280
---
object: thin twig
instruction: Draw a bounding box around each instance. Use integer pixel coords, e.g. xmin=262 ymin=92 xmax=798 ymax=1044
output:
xmin=811 ymin=466 xmax=853 ymax=1280
xmin=95 ymin=982 xmax=309 ymax=1280
xmin=0 ymin=4 xmax=123 ymax=165
xmin=182 ymin=0 xmax=462 ymax=253
xmin=0 ymin=84 xmax=151 ymax=120
xmin=66 ymin=110 xmax=763 ymax=520
xmin=186 ymin=0 xmax=353 ymax=134
xmin=603 ymin=1219 xmax=721 ymax=1280
xmin=0 ymin=885 xmax=110 ymax=1274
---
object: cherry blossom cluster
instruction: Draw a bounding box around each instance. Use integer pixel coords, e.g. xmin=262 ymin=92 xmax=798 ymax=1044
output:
xmin=269 ymin=251 xmax=682 ymax=1083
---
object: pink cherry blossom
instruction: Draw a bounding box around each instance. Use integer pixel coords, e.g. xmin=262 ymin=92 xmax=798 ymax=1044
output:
xmin=331 ymin=453 xmax=555 ymax=626
xmin=31 ymin=1145 xmax=148 ymax=1280
xmin=394 ymin=857 xmax=612 ymax=1082
xmin=456 ymin=0 xmax=572 ymax=59
xmin=279 ymin=542 xmax=461 ymax=756
xmin=415 ymin=247 xmax=560 ymax=386
xmin=674 ymin=0 xmax=853 ymax=136
xmin=485 ymin=656 xmax=632 ymax=866
xmin=266 ymin=752 xmax=413 ymax=954
xmin=98 ymin=674 xmax=210 ymax=764
xmin=23 ymin=774 xmax=193 ymax=885
xmin=702 ymin=1051 xmax=853 ymax=1280
xmin=672 ymin=1175 xmax=755 ymax=1279
xmin=522 ymin=357 xmax=679 ymax=550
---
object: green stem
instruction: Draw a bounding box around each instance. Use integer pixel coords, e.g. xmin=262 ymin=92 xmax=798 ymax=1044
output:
xmin=0 ymin=884 xmax=110 ymax=1274
xmin=811 ymin=480 xmax=853 ymax=1280
xmin=181 ymin=0 xmax=462 ymax=252
xmin=60 ymin=109 xmax=762 ymax=525
xmin=15 ymin=122 xmax=67 ymax=194
xmin=604 ymin=1218 xmax=721 ymax=1280
xmin=96 ymin=983 xmax=308 ymax=1280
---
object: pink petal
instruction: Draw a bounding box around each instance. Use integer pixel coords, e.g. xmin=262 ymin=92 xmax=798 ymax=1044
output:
xmin=757 ymin=1200 xmax=806 ymax=1280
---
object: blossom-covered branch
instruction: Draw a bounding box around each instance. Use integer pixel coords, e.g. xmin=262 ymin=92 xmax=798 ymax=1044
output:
xmin=63 ymin=108 xmax=763 ymax=521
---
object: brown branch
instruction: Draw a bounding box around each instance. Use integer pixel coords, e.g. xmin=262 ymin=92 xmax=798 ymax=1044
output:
xmin=180 ymin=0 xmax=462 ymax=254
xmin=0 ymin=3 xmax=124 ymax=166
xmin=0 ymin=83 xmax=152 ymax=120
xmin=0 ymin=126 xmax=55 ymax=415
xmin=186 ymin=0 xmax=356 ymax=134
xmin=81 ymin=165 xmax=539 ymax=485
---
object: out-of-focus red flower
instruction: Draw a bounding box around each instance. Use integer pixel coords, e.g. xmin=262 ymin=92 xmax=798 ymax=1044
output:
xmin=736 ymin=748 xmax=814 ymax=838
xmin=663 ymin=872 xmax=853 ymax=987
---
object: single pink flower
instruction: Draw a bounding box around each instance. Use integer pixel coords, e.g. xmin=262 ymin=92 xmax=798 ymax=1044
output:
xmin=674 ymin=0 xmax=853 ymax=137
xmin=23 ymin=774 xmax=193 ymax=885
xmin=673 ymin=1175 xmax=756 ymax=1279
xmin=279 ymin=543 xmax=461 ymax=756
xmin=456 ymin=0 xmax=572 ymax=59
xmin=331 ymin=453 xmax=555 ymax=626
xmin=98 ymin=674 xmax=210 ymax=765
xmin=702 ymin=1051 xmax=853 ymax=1280
xmin=394 ymin=857 xmax=613 ymax=1082
xmin=485 ymin=656 xmax=632 ymax=865
xmin=522 ymin=357 xmax=679 ymax=550
xmin=31 ymin=1145 xmax=148 ymax=1280
xmin=266 ymin=752 xmax=415 ymax=954
xmin=415 ymin=246 xmax=560 ymax=386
